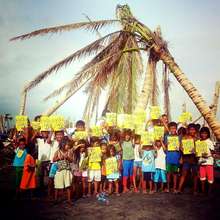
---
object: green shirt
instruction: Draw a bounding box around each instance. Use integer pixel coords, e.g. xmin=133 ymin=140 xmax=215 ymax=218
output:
xmin=122 ymin=141 xmax=134 ymax=160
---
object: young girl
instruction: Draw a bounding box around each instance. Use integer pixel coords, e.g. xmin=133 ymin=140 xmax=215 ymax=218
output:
xmin=141 ymin=145 xmax=156 ymax=194
xmin=78 ymin=142 xmax=89 ymax=198
xmin=165 ymin=122 xmax=181 ymax=193
xmin=178 ymin=124 xmax=198 ymax=194
xmin=106 ymin=145 xmax=121 ymax=196
xmin=13 ymin=137 xmax=28 ymax=197
xmin=133 ymin=135 xmax=142 ymax=193
xmin=100 ymin=142 xmax=108 ymax=193
xmin=153 ymin=139 xmax=166 ymax=192
xmin=53 ymin=140 xmax=73 ymax=204
xmin=198 ymin=127 xmax=215 ymax=194
xmin=20 ymin=149 xmax=37 ymax=199
xmin=121 ymin=130 xmax=134 ymax=193
xmin=88 ymin=137 xmax=102 ymax=196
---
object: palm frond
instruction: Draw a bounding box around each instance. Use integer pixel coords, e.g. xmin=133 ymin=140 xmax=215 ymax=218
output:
xmin=10 ymin=19 xmax=119 ymax=41
xmin=23 ymin=31 xmax=120 ymax=91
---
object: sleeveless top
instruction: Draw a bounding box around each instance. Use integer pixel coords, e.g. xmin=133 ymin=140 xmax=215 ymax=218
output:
xmin=13 ymin=148 xmax=28 ymax=167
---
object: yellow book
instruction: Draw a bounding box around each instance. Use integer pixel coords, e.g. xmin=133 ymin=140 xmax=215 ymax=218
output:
xmin=89 ymin=147 xmax=101 ymax=162
xmin=195 ymin=140 xmax=208 ymax=157
xmin=141 ymin=131 xmax=154 ymax=145
xmin=150 ymin=106 xmax=161 ymax=120
xmin=167 ymin=136 xmax=179 ymax=151
xmin=182 ymin=139 xmax=195 ymax=154
xmin=15 ymin=115 xmax=28 ymax=131
xmin=40 ymin=116 xmax=51 ymax=131
xmin=153 ymin=126 xmax=164 ymax=140
xmin=31 ymin=121 xmax=40 ymax=131
xmin=106 ymin=113 xmax=117 ymax=126
xmin=74 ymin=131 xmax=88 ymax=140
xmin=50 ymin=115 xmax=65 ymax=131
xmin=106 ymin=157 xmax=118 ymax=175
xmin=91 ymin=126 xmax=103 ymax=137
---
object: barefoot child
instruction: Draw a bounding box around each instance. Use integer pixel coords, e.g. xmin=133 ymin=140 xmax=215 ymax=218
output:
xmin=154 ymin=139 xmax=167 ymax=192
xmin=106 ymin=145 xmax=120 ymax=196
xmin=133 ymin=135 xmax=142 ymax=193
xmin=88 ymin=137 xmax=102 ymax=196
xmin=78 ymin=141 xmax=89 ymax=198
xmin=100 ymin=142 xmax=108 ymax=193
xmin=53 ymin=140 xmax=73 ymax=204
xmin=141 ymin=145 xmax=156 ymax=194
xmin=20 ymin=149 xmax=37 ymax=199
xmin=197 ymin=127 xmax=215 ymax=194
xmin=121 ymin=130 xmax=134 ymax=193
xmin=13 ymin=137 xmax=28 ymax=197
xmin=165 ymin=122 xmax=181 ymax=193
xmin=178 ymin=124 xmax=198 ymax=194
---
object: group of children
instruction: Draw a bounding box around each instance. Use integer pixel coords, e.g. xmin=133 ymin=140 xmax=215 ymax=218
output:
xmin=12 ymin=115 xmax=216 ymax=204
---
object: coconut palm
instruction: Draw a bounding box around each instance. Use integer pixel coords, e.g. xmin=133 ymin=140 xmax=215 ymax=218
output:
xmin=211 ymin=81 xmax=220 ymax=117
xmin=11 ymin=4 xmax=220 ymax=139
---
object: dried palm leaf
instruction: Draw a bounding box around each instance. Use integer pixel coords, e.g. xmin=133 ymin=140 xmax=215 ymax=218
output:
xmin=10 ymin=19 xmax=119 ymax=41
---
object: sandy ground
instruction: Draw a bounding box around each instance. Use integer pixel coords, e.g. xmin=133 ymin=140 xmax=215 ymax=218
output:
xmin=1 ymin=187 xmax=219 ymax=220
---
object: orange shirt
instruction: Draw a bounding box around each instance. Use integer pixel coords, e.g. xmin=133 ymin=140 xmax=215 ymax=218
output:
xmin=20 ymin=154 xmax=36 ymax=190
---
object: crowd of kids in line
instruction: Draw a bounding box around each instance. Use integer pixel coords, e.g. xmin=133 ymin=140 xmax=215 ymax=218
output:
xmin=12 ymin=114 xmax=216 ymax=204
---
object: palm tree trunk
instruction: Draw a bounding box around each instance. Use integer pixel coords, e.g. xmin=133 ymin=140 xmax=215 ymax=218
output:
xmin=135 ymin=58 xmax=154 ymax=110
xmin=212 ymin=81 xmax=220 ymax=117
xmin=19 ymin=89 xmax=27 ymax=115
xmin=154 ymin=45 xmax=220 ymax=140
xmin=163 ymin=64 xmax=171 ymax=121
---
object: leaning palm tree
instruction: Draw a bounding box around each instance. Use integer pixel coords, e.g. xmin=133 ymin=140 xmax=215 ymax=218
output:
xmin=211 ymin=81 xmax=220 ymax=118
xmin=11 ymin=4 xmax=220 ymax=140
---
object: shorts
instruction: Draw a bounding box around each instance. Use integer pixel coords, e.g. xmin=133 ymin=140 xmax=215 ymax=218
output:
xmin=199 ymin=165 xmax=214 ymax=184
xmin=143 ymin=172 xmax=154 ymax=181
xmin=82 ymin=170 xmax=88 ymax=178
xmin=54 ymin=169 xmax=73 ymax=189
xmin=182 ymin=163 xmax=198 ymax=175
xmin=134 ymin=161 xmax=142 ymax=168
xmin=49 ymin=163 xmax=58 ymax=178
xmin=123 ymin=160 xmax=134 ymax=177
xmin=15 ymin=167 xmax=23 ymax=188
xmin=88 ymin=170 xmax=101 ymax=182
xmin=154 ymin=169 xmax=166 ymax=183
xmin=166 ymin=164 xmax=179 ymax=173
xmin=107 ymin=172 xmax=120 ymax=182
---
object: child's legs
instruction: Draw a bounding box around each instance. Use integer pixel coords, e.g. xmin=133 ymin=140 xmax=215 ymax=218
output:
xmin=82 ymin=177 xmax=87 ymax=195
xmin=108 ymin=181 xmax=113 ymax=194
xmin=178 ymin=167 xmax=188 ymax=192
xmin=129 ymin=160 xmax=134 ymax=185
xmin=115 ymin=180 xmax=119 ymax=194
xmin=173 ymin=173 xmax=178 ymax=191
xmin=88 ymin=182 xmax=92 ymax=195
xmin=93 ymin=170 xmax=101 ymax=194
xmin=133 ymin=165 xmax=138 ymax=188
xmin=206 ymin=165 xmax=214 ymax=193
xmin=142 ymin=173 xmax=147 ymax=192
xmin=122 ymin=160 xmax=129 ymax=190
xmin=199 ymin=165 xmax=206 ymax=193
xmin=66 ymin=187 xmax=71 ymax=202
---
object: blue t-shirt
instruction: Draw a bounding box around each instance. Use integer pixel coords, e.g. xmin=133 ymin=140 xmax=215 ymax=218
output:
xmin=164 ymin=134 xmax=181 ymax=165
xmin=142 ymin=150 xmax=155 ymax=172
xmin=13 ymin=148 xmax=27 ymax=167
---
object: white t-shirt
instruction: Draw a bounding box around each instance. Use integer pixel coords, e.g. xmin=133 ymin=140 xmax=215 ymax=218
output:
xmin=37 ymin=138 xmax=51 ymax=161
xmin=155 ymin=147 xmax=166 ymax=170
xmin=199 ymin=138 xmax=214 ymax=165
xmin=134 ymin=144 xmax=142 ymax=162
xmin=50 ymin=140 xmax=59 ymax=162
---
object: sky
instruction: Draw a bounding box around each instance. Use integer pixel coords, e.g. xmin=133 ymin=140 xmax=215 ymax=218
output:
xmin=0 ymin=0 xmax=220 ymax=124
